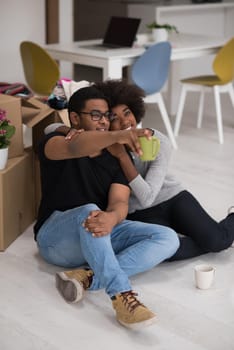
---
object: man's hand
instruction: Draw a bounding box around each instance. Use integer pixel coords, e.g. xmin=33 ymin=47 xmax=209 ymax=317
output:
xmin=113 ymin=128 xmax=153 ymax=157
xmin=83 ymin=210 xmax=117 ymax=237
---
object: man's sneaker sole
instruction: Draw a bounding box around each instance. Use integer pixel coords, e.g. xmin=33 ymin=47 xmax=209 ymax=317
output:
xmin=55 ymin=271 xmax=84 ymax=303
xmin=117 ymin=314 xmax=157 ymax=330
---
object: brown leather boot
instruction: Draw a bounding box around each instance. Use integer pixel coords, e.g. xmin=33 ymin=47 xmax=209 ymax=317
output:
xmin=55 ymin=269 xmax=93 ymax=303
xmin=112 ymin=291 xmax=157 ymax=329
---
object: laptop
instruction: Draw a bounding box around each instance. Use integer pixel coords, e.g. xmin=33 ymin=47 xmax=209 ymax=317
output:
xmin=80 ymin=16 xmax=141 ymax=50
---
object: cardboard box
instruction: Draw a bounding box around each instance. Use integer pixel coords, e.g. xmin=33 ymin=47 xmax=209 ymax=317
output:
xmin=33 ymin=152 xmax=41 ymax=215
xmin=0 ymin=94 xmax=69 ymax=160
xmin=0 ymin=149 xmax=35 ymax=251
xmin=0 ymin=94 xmax=24 ymax=159
xmin=0 ymin=95 xmax=50 ymax=159
xmin=22 ymin=97 xmax=69 ymax=152
xmin=1 ymin=94 xmax=70 ymax=225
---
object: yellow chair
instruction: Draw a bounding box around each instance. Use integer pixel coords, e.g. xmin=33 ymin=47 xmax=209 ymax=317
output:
xmin=174 ymin=37 xmax=234 ymax=144
xmin=20 ymin=41 xmax=60 ymax=96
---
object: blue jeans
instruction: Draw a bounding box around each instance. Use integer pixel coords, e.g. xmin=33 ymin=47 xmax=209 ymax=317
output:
xmin=37 ymin=204 xmax=179 ymax=297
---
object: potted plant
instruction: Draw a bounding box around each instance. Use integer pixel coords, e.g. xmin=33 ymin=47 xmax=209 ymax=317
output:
xmin=0 ymin=109 xmax=16 ymax=170
xmin=146 ymin=22 xmax=179 ymax=42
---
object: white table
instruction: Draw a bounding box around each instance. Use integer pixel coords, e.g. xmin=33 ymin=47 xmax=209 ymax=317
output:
xmin=45 ymin=33 xmax=226 ymax=115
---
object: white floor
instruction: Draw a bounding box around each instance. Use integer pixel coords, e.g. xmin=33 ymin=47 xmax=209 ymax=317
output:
xmin=0 ymin=93 xmax=234 ymax=350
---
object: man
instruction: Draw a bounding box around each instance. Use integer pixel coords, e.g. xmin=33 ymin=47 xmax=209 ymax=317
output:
xmin=34 ymin=86 xmax=179 ymax=329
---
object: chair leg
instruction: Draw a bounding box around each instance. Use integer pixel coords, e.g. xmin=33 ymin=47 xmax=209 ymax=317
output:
xmin=174 ymin=85 xmax=187 ymax=137
xmin=213 ymin=86 xmax=223 ymax=144
xmin=197 ymin=90 xmax=205 ymax=128
xmin=227 ymin=83 xmax=234 ymax=109
xmin=157 ymin=93 xmax=177 ymax=149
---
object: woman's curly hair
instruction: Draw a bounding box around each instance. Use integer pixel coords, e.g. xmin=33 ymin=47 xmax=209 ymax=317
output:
xmin=94 ymin=79 xmax=146 ymax=124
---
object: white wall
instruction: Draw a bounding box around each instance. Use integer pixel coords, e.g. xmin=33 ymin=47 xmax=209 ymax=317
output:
xmin=59 ymin=0 xmax=73 ymax=78
xmin=1 ymin=1 xmax=233 ymax=84
xmin=0 ymin=0 xmax=45 ymax=83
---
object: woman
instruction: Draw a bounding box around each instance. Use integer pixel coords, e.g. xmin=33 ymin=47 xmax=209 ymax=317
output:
xmin=46 ymin=79 xmax=234 ymax=260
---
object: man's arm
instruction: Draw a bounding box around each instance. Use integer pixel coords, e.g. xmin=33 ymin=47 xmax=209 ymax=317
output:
xmin=106 ymin=183 xmax=129 ymax=223
xmin=44 ymin=129 xmax=146 ymax=161
xmin=83 ymin=183 xmax=130 ymax=237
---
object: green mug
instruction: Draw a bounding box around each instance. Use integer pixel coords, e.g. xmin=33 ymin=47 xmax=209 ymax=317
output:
xmin=139 ymin=136 xmax=160 ymax=161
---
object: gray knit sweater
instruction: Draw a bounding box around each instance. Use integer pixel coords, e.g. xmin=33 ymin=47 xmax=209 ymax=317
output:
xmin=128 ymin=129 xmax=184 ymax=214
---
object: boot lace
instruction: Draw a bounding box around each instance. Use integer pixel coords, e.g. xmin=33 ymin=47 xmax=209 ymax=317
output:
xmin=120 ymin=291 xmax=145 ymax=313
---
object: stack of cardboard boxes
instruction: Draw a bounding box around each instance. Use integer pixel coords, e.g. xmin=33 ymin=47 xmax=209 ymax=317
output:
xmin=0 ymin=94 xmax=69 ymax=251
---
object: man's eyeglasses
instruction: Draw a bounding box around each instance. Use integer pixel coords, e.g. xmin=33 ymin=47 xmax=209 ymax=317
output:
xmin=79 ymin=110 xmax=116 ymax=122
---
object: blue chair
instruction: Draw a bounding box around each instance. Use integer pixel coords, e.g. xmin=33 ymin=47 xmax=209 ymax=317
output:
xmin=131 ymin=41 xmax=177 ymax=149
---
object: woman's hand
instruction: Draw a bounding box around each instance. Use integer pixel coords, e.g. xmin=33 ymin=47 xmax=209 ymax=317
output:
xmin=65 ymin=128 xmax=84 ymax=140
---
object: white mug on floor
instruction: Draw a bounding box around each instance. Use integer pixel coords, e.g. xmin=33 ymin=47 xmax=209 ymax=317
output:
xmin=194 ymin=264 xmax=215 ymax=290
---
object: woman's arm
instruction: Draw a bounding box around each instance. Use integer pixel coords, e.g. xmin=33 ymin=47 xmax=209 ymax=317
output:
xmin=44 ymin=123 xmax=84 ymax=141
xmin=107 ymin=128 xmax=154 ymax=182
xmin=108 ymin=128 xmax=172 ymax=208
xmin=44 ymin=123 xmax=67 ymax=135
xmin=107 ymin=143 xmax=138 ymax=181
xmin=129 ymin=130 xmax=172 ymax=208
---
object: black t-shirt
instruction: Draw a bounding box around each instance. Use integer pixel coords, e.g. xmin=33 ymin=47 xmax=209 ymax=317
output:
xmin=34 ymin=132 xmax=129 ymax=238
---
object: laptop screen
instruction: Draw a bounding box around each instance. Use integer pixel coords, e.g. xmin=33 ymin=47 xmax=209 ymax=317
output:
xmin=103 ymin=16 xmax=141 ymax=47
